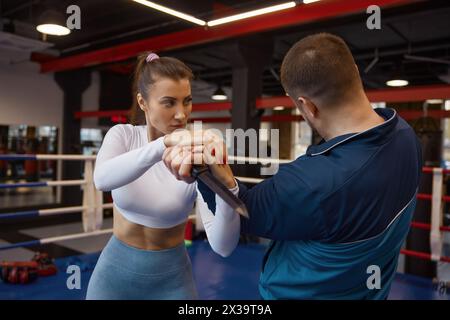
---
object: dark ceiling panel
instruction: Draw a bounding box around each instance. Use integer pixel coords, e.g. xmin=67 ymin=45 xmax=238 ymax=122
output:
xmin=391 ymin=8 xmax=450 ymax=43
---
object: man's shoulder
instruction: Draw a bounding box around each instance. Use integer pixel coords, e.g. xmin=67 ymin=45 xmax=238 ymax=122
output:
xmin=278 ymin=154 xmax=339 ymax=190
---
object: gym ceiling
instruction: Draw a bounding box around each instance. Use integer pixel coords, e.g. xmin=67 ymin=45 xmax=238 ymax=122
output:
xmin=1 ymin=0 xmax=449 ymax=97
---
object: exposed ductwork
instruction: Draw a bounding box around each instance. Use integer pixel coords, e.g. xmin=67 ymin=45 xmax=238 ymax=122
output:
xmin=0 ymin=30 xmax=52 ymax=52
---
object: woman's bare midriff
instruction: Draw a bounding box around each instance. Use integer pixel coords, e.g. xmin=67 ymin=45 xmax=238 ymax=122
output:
xmin=113 ymin=206 xmax=187 ymax=250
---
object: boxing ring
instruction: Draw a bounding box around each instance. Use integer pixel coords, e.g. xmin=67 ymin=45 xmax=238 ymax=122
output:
xmin=0 ymin=154 xmax=449 ymax=266
xmin=0 ymin=154 xmax=111 ymax=251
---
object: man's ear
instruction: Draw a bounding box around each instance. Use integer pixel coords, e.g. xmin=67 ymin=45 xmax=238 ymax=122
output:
xmin=298 ymin=97 xmax=317 ymax=119
xmin=137 ymin=93 xmax=147 ymax=111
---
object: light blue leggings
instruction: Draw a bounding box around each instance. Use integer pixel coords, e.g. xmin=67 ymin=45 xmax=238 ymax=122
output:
xmin=86 ymin=235 xmax=197 ymax=300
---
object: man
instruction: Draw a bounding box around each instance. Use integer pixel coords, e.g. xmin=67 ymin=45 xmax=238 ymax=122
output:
xmin=164 ymin=33 xmax=422 ymax=299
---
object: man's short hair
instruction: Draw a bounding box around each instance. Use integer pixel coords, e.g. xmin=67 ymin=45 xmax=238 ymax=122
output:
xmin=280 ymin=33 xmax=363 ymax=106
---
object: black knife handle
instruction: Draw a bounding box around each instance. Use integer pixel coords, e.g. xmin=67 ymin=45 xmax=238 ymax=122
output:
xmin=192 ymin=165 xmax=209 ymax=178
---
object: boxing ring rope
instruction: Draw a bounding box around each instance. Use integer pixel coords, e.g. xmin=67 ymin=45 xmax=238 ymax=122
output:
xmin=0 ymin=153 xmax=201 ymax=251
xmin=0 ymin=214 xmax=198 ymax=251
xmin=0 ymin=203 xmax=114 ymax=221
xmin=0 ymin=153 xmax=112 ymax=253
xmin=0 ymin=180 xmax=87 ymax=189
xmin=410 ymin=222 xmax=450 ymax=233
xmin=0 ymin=229 xmax=114 ymax=251
xmin=401 ymin=250 xmax=450 ymax=263
xmin=0 ymin=153 xmax=449 ymax=266
xmin=0 ymin=154 xmax=96 ymax=161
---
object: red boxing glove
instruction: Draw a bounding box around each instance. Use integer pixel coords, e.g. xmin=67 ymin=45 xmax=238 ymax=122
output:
xmin=0 ymin=261 xmax=39 ymax=284
xmin=32 ymin=252 xmax=58 ymax=276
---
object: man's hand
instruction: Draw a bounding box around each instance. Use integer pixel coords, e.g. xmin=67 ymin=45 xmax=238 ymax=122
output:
xmin=202 ymin=139 xmax=236 ymax=189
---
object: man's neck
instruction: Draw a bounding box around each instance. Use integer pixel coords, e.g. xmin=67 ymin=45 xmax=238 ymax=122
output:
xmin=320 ymin=99 xmax=385 ymax=141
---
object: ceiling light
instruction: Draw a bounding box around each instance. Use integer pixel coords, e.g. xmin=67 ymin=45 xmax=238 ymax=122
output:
xmin=133 ymin=0 xmax=206 ymax=26
xmin=36 ymin=10 xmax=70 ymax=36
xmin=207 ymin=2 xmax=296 ymax=27
xmin=273 ymin=106 xmax=285 ymax=111
xmin=212 ymin=87 xmax=227 ymax=101
xmin=303 ymin=0 xmax=321 ymax=3
xmin=36 ymin=24 xmax=70 ymax=36
xmin=386 ymin=79 xmax=409 ymax=87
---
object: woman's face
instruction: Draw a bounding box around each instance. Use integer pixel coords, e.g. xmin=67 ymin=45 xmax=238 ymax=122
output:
xmin=137 ymin=77 xmax=192 ymax=135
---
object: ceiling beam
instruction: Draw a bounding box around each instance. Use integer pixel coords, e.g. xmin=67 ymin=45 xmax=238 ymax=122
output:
xmin=41 ymin=0 xmax=418 ymax=73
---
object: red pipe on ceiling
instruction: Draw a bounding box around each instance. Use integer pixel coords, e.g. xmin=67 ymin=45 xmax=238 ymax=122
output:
xmin=257 ymin=85 xmax=450 ymax=107
xmin=366 ymin=84 xmax=450 ymax=102
xmin=75 ymin=110 xmax=450 ymax=123
xmin=74 ymin=84 xmax=450 ymax=120
xmin=189 ymin=115 xmax=304 ymax=123
xmin=41 ymin=0 xmax=418 ymax=73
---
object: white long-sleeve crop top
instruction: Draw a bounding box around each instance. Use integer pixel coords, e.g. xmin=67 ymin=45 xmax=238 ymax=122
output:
xmin=93 ymin=124 xmax=240 ymax=257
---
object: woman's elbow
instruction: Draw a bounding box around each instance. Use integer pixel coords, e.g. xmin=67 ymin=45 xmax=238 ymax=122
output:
xmin=93 ymin=180 xmax=108 ymax=192
xmin=93 ymin=170 xmax=110 ymax=192
xmin=210 ymin=243 xmax=236 ymax=258
xmin=215 ymin=248 xmax=233 ymax=258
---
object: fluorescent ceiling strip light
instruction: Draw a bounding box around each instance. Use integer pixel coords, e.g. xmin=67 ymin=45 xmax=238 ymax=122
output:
xmin=133 ymin=0 xmax=206 ymax=26
xmin=426 ymin=99 xmax=444 ymax=104
xmin=207 ymin=2 xmax=296 ymax=27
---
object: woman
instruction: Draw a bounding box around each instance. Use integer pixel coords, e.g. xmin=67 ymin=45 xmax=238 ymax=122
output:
xmin=86 ymin=53 xmax=240 ymax=300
